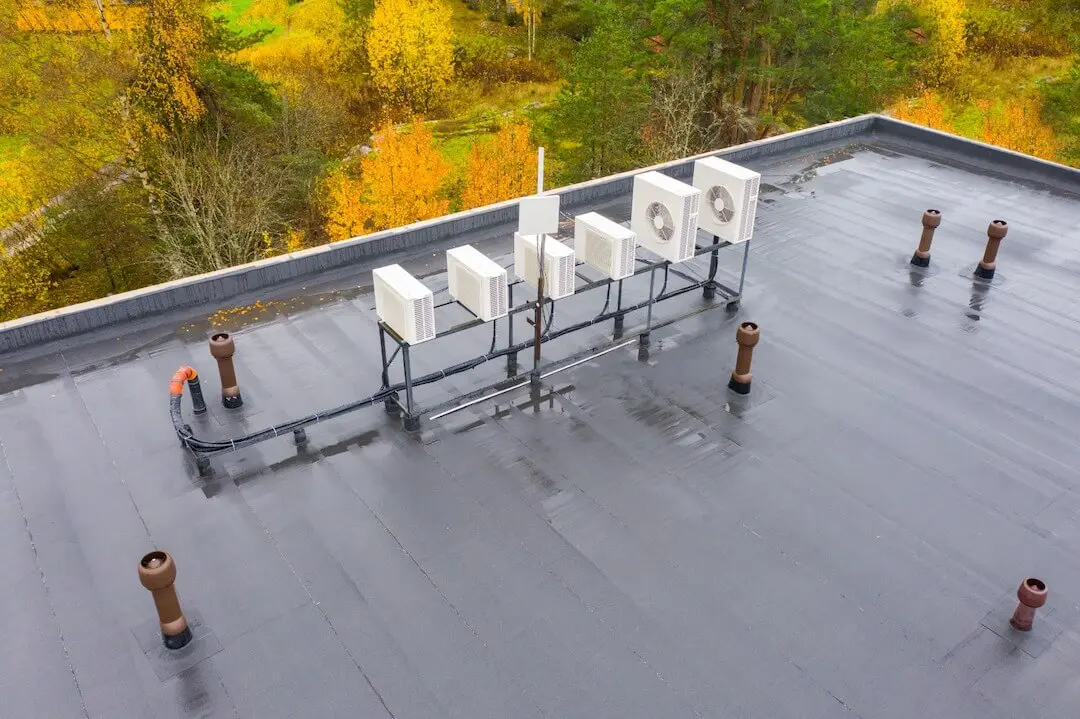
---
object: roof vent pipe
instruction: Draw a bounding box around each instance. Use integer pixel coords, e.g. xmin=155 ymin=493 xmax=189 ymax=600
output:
xmin=975 ymin=220 xmax=1008 ymax=280
xmin=911 ymin=209 xmax=941 ymax=267
xmin=1010 ymin=577 xmax=1047 ymax=632
xmin=138 ymin=551 xmax=192 ymax=650
xmin=209 ymin=333 xmax=243 ymax=409
xmin=728 ymin=322 xmax=760 ymax=395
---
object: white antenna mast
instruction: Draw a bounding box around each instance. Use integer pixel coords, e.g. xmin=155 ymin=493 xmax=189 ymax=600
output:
xmin=533 ymin=147 xmax=546 ymax=385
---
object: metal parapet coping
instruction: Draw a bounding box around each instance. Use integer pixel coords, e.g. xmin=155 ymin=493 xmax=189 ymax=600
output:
xmin=1 ymin=114 xmax=1078 ymax=354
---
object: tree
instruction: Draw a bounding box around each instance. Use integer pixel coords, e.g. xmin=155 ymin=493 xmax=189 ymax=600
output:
xmin=981 ymin=98 xmax=1061 ymax=162
xmin=880 ymin=0 xmax=966 ymax=88
xmin=365 ymin=0 xmax=455 ymax=114
xmin=152 ymin=122 xmax=290 ymax=278
xmin=643 ymin=61 xmax=725 ymax=164
xmin=461 ymin=121 xmax=537 ymax=209
xmin=324 ymin=119 xmax=450 ymax=239
xmin=0 ymin=247 xmax=52 ymax=322
xmin=1043 ymin=59 xmax=1080 ymax=163
xmin=890 ymin=91 xmax=953 ymax=132
xmin=508 ymin=0 xmax=542 ymax=60
xmin=125 ymin=0 xmax=209 ymax=140
xmin=550 ymin=6 xmax=648 ymax=181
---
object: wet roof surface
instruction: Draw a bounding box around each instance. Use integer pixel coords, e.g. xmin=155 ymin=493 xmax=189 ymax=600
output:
xmin=4 ymin=139 xmax=1080 ymax=718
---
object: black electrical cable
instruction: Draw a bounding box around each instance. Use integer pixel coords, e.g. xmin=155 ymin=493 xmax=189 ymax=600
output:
xmin=594 ymin=283 xmax=611 ymax=320
xmin=171 ymin=272 xmax=711 ymax=456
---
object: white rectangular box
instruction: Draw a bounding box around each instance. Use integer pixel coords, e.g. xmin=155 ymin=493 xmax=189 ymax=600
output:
xmin=514 ymin=233 xmax=576 ymax=300
xmin=693 ymin=156 xmax=760 ymax=244
xmin=372 ymin=264 xmax=436 ymax=344
xmin=518 ymin=195 xmax=561 ymax=236
xmin=574 ymin=212 xmax=636 ymax=280
xmin=446 ymin=245 xmax=508 ymax=321
xmin=631 ymin=171 xmax=701 ymax=264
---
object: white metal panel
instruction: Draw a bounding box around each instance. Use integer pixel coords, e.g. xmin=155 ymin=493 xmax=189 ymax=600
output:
xmin=693 ymin=156 xmax=761 ymax=244
xmin=630 ymin=171 xmax=701 ymax=264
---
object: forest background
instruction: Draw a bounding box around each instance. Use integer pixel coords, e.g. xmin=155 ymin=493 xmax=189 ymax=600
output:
xmin=0 ymin=0 xmax=1078 ymax=321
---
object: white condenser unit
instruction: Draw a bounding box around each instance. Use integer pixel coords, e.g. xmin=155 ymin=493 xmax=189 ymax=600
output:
xmin=692 ymin=156 xmax=761 ymax=244
xmin=372 ymin=264 xmax=436 ymax=344
xmin=574 ymin=212 xmax=637 ymax=280
xmin=514 ymin=233 xmax=576 ymax=300
xmin=446 ymin=245 xmax=508 ymax=321
xmin=631 ymin=171 xmax=701 ymax=264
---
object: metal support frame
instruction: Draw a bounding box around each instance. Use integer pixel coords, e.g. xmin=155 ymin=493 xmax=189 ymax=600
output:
xmin=173 ymin=237 xmax=751 ymax=472
xmin=376 ymin=238 xmax=748 ymax=432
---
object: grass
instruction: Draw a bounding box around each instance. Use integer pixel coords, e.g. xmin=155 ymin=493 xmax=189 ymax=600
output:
xmin=211 ymin=0 xmax=282 ymax=37
xmin=964 ymin=55 xmax=1074 ymax=101
xmin=0 ymin=135 xmax=26 ymax=162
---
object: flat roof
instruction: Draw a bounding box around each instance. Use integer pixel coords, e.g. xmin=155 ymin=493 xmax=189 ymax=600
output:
xmin=3 ymin=122 xmax=1080 ymax=718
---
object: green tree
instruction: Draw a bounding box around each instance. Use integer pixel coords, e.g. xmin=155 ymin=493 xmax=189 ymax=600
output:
xmin=550 ymin=6 xmax=648 ymax=181
xmin=1043 ymin=59 xmax=1080 ymax=164
xmin=640 ymin=0 xmax=922 ymax=140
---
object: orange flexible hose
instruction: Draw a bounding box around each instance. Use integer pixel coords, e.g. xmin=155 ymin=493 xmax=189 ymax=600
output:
xmin=169 ymin=366 xmax=198 ymax=396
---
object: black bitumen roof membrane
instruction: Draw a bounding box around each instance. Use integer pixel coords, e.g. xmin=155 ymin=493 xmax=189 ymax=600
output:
xmin=4 ymin=137 xmax=1080 ymax=718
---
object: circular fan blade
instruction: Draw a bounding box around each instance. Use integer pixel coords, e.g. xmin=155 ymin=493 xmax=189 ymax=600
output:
xmin=646 ymin=202 xmax=674 ymax=243
xmin=708 ymin=185 xmax=735 ymax=224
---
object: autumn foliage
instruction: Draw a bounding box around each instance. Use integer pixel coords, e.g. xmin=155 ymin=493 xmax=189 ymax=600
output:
xmin=461 ymin=122 xmax=537 ymax=209
xmin=891 ymin=91 xmax=951 ymax=131
xmin=366 ymin=0 xmax=455 ymax=114
xmin=126 ymin=0 xmax=208 ymax=139
xmin=891 ymin=92 xmax=1062 ymax=162
xmin=981 ymin=99 xmax=1062 ymax=161
xmin=325 ymin=119 xmax=450 ymax=240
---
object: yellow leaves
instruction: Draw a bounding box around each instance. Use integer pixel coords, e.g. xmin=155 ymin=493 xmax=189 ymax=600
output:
xmin=890 ymin=91 xmax=1061 ymax=162
xmin=324 ymin=119 xmax=450 ymax=240
xmin=125 ymin=0 xmax=208 ymax=139
xmin=324 ymin=169 xmax=370 ymax=241
xmin=237 ymin=0 xmax=344 ymax=83
xmin=461 ymin=121 xmax=537 ymax=210
xmin=15 ymin=1 xmax=145 ymax=33
xmin=366 ymin=0 xmax=455 ymax=114
xmin=891 ymin=90 xmax=951 ymax=131
xmin=880 ymin=0 xmax=966 ymax=87
xmin=0 ymin=249 xmax=53 ymax=322
xmin=981 ymin=98 xmax=1062 ymax=162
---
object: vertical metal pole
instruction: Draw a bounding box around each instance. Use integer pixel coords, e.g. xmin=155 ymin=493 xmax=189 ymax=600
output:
xmin=531 ymin=147 xmax=545 ymax=389
xmin=380 ymin=324 xmax=400 ymax=416
xmin=507 ymin=282 xmax=517 ymax=376
xmin=641 ymin=264 xmax=657 ymax=349
xmin=737 ymin=240 xmax=750 ymax=298
xmin=402 ymin=343 xmax=419 ymax=432
xmin=613 ymin=279 xmax=624 ymax=338
xmin=537 ymin=147 xmax=544 ymax=194
xmin=378 ymin=324 xmax=389 ymax=389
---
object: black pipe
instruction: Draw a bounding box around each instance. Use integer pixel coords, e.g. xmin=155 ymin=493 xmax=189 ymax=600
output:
xmin=171 ymin=262 xmax=719 ymax=458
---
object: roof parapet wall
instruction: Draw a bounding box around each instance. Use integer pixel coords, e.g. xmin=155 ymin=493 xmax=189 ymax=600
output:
xmin=0 ymin=114 xmax=1077 ymax=354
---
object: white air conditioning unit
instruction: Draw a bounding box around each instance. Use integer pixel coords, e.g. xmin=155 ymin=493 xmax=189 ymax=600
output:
xmin=446 ymin=245 xmax=508 ymax=321
xmin=693 ymin=156 xmax=761 ymax=244
xmin=631 ymin=171 xmax=701 ymax=264
xmin=372 ymin=264 xmax=436 ymax=344
xmin=514 ymin=233 xmax=576 ymax=300
xmin=574 ymin=212 xmax=636 ymax=280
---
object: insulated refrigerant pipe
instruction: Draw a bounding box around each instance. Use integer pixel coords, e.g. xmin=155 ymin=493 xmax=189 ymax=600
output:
xmin=169 ymin=274 xmax=714 ymax=455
